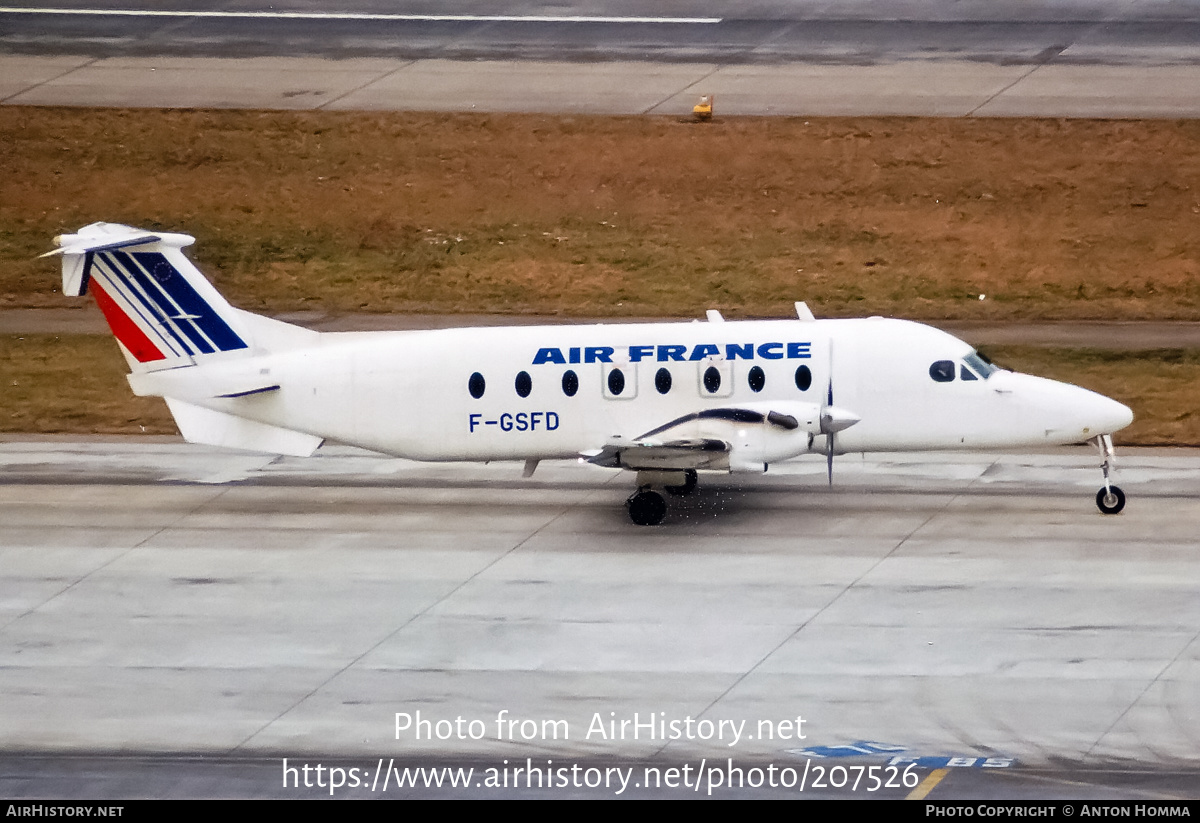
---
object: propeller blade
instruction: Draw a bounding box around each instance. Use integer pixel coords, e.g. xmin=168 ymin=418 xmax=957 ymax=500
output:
xmin=826 ymin=341 xmax=834 ymax=484
xmin=817 ymin=342 xmax=860 ymax=486
xmin=827 ymin=433 xmax=834 ymax=486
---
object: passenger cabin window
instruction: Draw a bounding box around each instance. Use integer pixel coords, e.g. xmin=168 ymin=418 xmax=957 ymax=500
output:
xmin=655 ymin=367 xmax=672 ymax=394
xmin=748 ymin=365 xmax=765 ymax=393
xmin=515 ymin=371 xmax=532 ymax=397
xmin=562 ymin=369 xmax=579 ymax=397
xmin=468 ymin=372 xmax=486 ymax=399
xmin=608 ymin=368 xmax=626 ymax=396
xmin=794 ymin=365 xmax=812 ymax=392
xmin=929 ymin=361 xmax=955 ymax=383
xmin=703 ymin=366 xmax=722 ymax=394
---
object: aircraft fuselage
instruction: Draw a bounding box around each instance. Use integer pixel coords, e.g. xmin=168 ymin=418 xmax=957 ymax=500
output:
xmin=181 ymin=317 xmax=1131 ymax=464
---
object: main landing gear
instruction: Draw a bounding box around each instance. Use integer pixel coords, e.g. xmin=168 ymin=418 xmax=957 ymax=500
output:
xmin=627 ymin=489 xmax=667 ymax=526
xmin=1092 ymin=433 xmax=1126 ymax=515
xmin=665 ymin=469 xmax=698 ymax=497
xmin=626 ymin=470 xmax=698 ymax=525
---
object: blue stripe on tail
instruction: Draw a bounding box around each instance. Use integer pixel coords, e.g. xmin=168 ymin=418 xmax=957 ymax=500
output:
xmin=112 ymin=250 xmax=217 ymax=354
xmin=109 ymin=250 xmax=248 ymax=354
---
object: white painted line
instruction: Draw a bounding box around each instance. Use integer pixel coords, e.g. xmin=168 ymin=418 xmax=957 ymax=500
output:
xmin=0 ymin=7 xmax=722 ymax=24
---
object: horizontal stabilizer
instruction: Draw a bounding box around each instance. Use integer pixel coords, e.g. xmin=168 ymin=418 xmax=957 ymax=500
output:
xmin=45 ymin=224 xmax=170 ymax=297
xmin=129 ymin=366 xmax=279 ymax=402
xmin=165 ymin=398 xmax=323 ymax=457
xmin=42 ymin=232 xmax=162 ymax=259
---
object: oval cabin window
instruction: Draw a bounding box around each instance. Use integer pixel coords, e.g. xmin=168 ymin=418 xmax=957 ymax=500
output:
xmin=655 ymin=368 xmax=672 ymax=394
xmin=608 ymin=368 xmax=626 ymax=396
xmin=748 ymin=365 xmax=766 ymax=393
xmin=515 ymin=371 xmax=532 ymax=398
xmin=468 ymin=372 xmax=486 ymax=399
xmin=794 ymin=365 xmax=812 ymax=392
xmin=703 ymin=366 xmax=722 ymax=394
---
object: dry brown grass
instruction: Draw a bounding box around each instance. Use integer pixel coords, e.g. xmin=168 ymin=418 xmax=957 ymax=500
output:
xmin=3 ymin=108 xmax=1199 ymax=320
xmin=4 ymin=335 xmax=1198 ymax=445
xmin=1 ymin=334 xmax=174 ymax=434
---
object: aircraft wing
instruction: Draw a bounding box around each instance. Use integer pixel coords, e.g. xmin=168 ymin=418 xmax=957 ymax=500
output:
xmin=582 ymin=437 xmax=732 ymax=471
xmin=582 ymin=404 xmax=819 ymax=472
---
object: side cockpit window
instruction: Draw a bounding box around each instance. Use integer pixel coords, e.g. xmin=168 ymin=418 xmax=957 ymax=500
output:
xmin=964 ymin=351 xmax=998 ymax=379
xmin=929 ymin=360 xmax=955 ymax=383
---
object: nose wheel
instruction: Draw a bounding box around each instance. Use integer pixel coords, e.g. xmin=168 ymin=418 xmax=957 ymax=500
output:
xmin=1092 ymin=433 xmax=1126 ymax=515
xmin=1096 ymin=486 xmax=1126 ymax=515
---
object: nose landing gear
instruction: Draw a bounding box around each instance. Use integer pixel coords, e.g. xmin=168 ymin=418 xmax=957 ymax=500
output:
xmin=1091 ymin=433 xmax=1126 ymax=515
xmin=1096 ymin=486 xmax=1126 ymax=515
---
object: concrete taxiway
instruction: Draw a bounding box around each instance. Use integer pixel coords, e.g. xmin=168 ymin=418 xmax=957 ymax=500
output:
xmin=6 ymin=53 xmax=1200 ymax=118
xmin=2 ymin=437 xmax=1199 ymax=797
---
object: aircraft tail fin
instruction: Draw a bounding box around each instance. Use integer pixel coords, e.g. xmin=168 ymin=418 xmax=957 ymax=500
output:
xmin=44 ymin=223 xmax=313 ymax=372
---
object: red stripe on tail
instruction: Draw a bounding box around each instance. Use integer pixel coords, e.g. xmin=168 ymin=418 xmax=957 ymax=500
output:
xmin=90 ymin=279 xmax=167 ymax=362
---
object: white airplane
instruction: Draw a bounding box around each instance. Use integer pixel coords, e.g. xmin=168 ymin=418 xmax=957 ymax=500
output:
xmin=45 ymin=222 xmax=1134 ymax=525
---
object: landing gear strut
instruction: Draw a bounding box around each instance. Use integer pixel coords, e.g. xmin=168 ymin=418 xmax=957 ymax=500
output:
xmin=627 ymin=488 xmax=667 ymax=526
xmin=665 ymin=469 xmax=698 ymax=497
xmin=1091 ymin=433 xmax=1126 ymax=515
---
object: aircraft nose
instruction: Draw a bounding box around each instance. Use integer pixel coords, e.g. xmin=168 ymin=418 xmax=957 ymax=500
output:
xmin=1057 ymin=381 xmax=1133 ymax=438
xmin=1087 ymin=392 xmax=1134 ymax=435
xmin=1002 ymin=372 xmax=1133 ymax=442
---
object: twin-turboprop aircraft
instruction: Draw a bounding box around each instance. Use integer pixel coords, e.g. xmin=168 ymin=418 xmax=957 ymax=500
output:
xmin=46 ymin=223 xmax=1134 ymax=525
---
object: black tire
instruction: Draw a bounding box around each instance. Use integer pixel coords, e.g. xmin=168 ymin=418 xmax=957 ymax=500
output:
xmin=665 ymin=470 xmax=698 ymax=497
xmin=1096 ymin=486 xmax=1126 ymax=515
xmin=627 ymin=490 xmax=667 ymax=526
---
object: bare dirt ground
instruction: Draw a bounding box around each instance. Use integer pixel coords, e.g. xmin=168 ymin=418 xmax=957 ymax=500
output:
xmin=3 ymin=108 xmax=1199 ymax=442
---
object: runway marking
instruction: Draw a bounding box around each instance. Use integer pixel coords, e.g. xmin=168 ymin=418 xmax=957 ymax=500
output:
xmin=0 ymin=7 xmax=722 ymax=24
xmin=906 ymin=768 xmax=948 ymax=800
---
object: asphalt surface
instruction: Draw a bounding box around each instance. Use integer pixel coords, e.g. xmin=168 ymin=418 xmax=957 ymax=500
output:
xmin=2 ymin=438 xmax=1199 ymax=799
xmin=4 ymin=1 xmax=1200 ymax=116
xmin=3 ymin=1 xmax=1199 ymax=64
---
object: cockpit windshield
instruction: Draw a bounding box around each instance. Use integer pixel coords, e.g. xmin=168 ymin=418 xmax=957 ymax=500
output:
xmin=963 ymin=351 xmax=999 ymax=379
